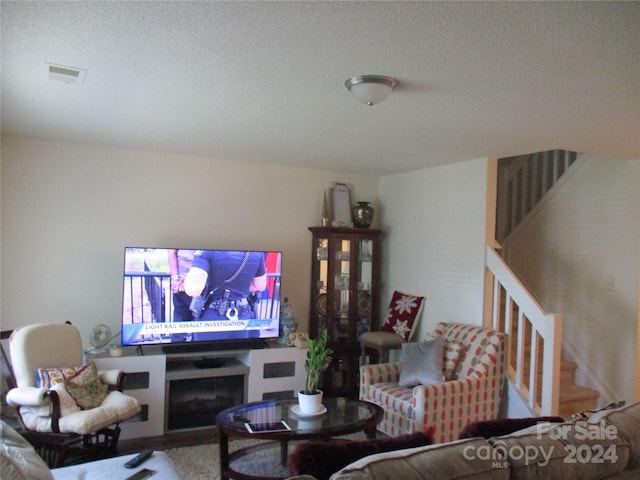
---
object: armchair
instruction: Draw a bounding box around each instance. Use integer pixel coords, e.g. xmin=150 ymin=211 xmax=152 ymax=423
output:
xmin=360 ymin=322 xmax=506 ymax=443
xmin=4 ymin=323 xmax=141 ymax=467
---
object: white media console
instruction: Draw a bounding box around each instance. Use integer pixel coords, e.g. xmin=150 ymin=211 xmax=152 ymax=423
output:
xmin=89 ymin=341 xmax=307 ymax=439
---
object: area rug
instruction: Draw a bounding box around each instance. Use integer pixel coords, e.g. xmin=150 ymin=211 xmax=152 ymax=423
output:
xmin=165 ymin=438 xmax=281 ymax=480
xmin=165 ymin=434 xmax=367 ymax=480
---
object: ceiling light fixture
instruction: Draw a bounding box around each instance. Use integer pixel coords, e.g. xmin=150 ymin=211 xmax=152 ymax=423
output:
xmin=345 ymin=75 xmax=398 ymax=106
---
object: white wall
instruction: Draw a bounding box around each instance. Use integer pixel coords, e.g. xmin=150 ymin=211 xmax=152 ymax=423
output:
xmin=378 ymin=158 xmax=490 ymax=341
xmin=0 ymin=135 xmax=379 ymax=346
xmin=504 ymin=156 xmax=640 ymax=405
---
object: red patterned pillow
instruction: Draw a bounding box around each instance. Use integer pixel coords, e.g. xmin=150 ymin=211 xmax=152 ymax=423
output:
xmin=424 ymin=332 xmax=464 ymax=381
xmin=36 ymin=365 xmax=85 ymax=388
xmin=380 ymin=290 xmax=425 ymax=341
xmin=443 ymin=340 xmax=464 ymax=380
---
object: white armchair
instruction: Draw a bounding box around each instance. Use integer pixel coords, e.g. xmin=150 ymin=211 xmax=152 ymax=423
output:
xmin=4 ymin=323 xmax=140 ymax=467
xmin=360 ymin=322 xmax=506 ymax=443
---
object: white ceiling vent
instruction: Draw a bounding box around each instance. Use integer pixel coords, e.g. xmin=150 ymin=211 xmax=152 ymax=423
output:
xmin=41 ymin=62 xmax=87 ymax=84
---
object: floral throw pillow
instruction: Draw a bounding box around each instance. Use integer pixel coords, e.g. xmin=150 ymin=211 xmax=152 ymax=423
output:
xmin=36 ymin=365 xmax=84 ymax=388
xmin=64 ymin=362 xmax=108 ymax=409
xmin=380 ymin=290 xmax=425 ymax=341
xmin=36 ymin=362 xmax=108 ymax=410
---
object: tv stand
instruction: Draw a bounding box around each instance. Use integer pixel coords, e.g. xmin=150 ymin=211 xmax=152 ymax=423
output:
xmin=194 ymin=357 xmax=225 ymax=369
xmin=161 ymin=338 xmax=268 ymax=354
xmin=90 ymin=341 xmax=308 ymax=437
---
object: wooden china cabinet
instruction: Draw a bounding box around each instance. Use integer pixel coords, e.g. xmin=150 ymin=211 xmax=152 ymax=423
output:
xmin=308 ymin=226 xmax=383 ymax=397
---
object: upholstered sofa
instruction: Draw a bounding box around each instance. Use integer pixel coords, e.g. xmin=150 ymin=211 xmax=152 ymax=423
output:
xmin=360 ymin=322 xmax=506 ymax=442
xmin=321 ymin=402 xmax=640 ymax=480
xmin=0 ymin=420 xmax=183 ymax=480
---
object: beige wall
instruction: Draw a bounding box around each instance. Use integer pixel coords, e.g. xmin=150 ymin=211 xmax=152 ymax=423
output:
xmin=3 ymin=135 xmax=636 ymax=405
xmin=504 ymin=156 xmax=640 ymax=405
xmin=378 ymin=157 xmax=490 ymax=341
xmin=0 ymin=135 xmax=379 ymax=345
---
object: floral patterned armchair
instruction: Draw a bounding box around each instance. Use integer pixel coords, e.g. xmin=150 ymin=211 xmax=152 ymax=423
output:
xmin=360 ymin=322 xmax=506 ymax=443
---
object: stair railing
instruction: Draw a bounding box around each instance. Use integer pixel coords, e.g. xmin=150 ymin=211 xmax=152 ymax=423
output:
xmin=484 ymin=246 xmax=562 ymax=416
xmin=496 ymin=149 xmax=578 ymax=242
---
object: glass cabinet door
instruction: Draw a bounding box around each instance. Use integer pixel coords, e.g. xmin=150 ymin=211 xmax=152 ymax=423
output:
xmin=356 ymin=239 xmax=373 ymax=338
xmin=333 ymin=236 xmax=351 ymax=342
xmin=313 ymin=236 xmax=329 ymax=337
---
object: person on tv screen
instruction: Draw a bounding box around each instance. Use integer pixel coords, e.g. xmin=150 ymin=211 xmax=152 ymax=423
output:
xmin=168 ymin=249 xmax=196 ymax=320
xmin=183 ymin=250 xmax=267 ymax=340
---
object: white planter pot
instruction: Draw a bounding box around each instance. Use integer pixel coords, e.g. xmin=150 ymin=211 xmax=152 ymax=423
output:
xmin=297 ymin=390 xmax=323 ymax=415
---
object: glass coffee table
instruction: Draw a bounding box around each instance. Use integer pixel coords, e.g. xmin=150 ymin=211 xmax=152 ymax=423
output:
xmin=216 ymin=397 xmax=383 ymax=480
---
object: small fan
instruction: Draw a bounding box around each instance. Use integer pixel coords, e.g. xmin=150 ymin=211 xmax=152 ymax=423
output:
xmin=89 ymin=324 xmax=112 ymax=353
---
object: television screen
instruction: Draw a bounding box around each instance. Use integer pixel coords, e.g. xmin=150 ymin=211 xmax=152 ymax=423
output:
xmin=121 ymin=247 xmax=282 ymax=350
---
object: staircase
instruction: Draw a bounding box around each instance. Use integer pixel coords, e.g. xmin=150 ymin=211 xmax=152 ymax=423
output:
xmin=558 ymin=361 xmax=599 ymax=419
xmin=496 ymin=149 xmax=578 ymax=243
xmin=486 ymin=147 xmax=602 ymax=418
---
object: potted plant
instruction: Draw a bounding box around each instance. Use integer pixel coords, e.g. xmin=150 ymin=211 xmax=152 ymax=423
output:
xmin=298 ymin=329 xmax=333 ymax=414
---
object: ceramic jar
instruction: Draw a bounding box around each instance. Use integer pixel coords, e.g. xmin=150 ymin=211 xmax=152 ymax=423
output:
xmin=352 ymin=202 xmax=374 ymax=228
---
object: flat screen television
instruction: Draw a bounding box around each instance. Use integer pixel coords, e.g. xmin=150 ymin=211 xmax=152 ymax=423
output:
xmin=121 ymin=247 xmax=282 ymax=352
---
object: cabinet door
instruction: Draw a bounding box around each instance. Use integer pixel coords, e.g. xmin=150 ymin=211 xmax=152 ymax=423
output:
xmin=311 ymin=233 xmax=330 ymax=338
xmin=355 ymin=238 xmax=374 ymax=339
xmin=331 ymin=234 xmax=353 ymax=343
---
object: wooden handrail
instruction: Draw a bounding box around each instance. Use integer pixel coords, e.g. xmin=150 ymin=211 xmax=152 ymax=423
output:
xmin=484 ymin=246 xmax=561 ymax=415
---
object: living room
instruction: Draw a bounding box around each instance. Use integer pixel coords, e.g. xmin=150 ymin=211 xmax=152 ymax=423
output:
xmin=1 ymin=3 xmax=639 ymax=477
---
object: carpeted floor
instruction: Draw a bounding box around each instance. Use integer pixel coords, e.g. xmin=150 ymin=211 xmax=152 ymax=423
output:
xmin=166 ymin=438 xmax=286 ymax=480
xmin=165 ymin=443 xmax=219 ymax=480
xmin=165 ymin=434 xmax=367 ymax=479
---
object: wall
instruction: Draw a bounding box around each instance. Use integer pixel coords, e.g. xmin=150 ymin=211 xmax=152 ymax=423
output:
xmin=0 ymin=135 xmax=379 ymax=345
xmin=378 ymin=157 xmax=490 ymax=341
xmin=504 ymin=156 xmax=640 ymax=405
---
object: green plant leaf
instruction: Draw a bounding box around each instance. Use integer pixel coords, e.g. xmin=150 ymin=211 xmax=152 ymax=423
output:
xmin=303 ymin=329 xmax=333 ymax=394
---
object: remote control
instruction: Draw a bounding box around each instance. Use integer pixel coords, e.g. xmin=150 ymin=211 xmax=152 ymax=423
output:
xmin=125 ymin=450 xmax=153 ymax=469
xmin=125 ymin=468 xmax=156 ymax=480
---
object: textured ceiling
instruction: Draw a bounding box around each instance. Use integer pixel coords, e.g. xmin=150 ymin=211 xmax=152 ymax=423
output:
xmin=1 ymin=1 xmax=638 ymax=175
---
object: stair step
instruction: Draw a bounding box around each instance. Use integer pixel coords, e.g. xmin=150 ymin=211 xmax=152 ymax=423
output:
xmin=532 ymin=360 xmax=576 ymax=387
xmin=559 ymin=384 xmax=599 ymax=419
xmin=560 ymin=361 xmax=577 ymax=387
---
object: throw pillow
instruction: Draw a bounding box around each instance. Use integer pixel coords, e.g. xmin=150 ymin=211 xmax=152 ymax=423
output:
xmin=288 ymin=430 xmax=434 ymax=480
xmin=443 ymin=340 xmax=463 ymax=380
xmin=398 ymin=336 xmax=445 ymax=387
xmin=423 ymin=332 xmax=464 ymax=381
xmin=380 ymin=290 xmax=425 ymax=341
xmin=63 ymin=362 xmax=108 ymax=410
xmin=36 ymin=365 xmax=86 ymax=388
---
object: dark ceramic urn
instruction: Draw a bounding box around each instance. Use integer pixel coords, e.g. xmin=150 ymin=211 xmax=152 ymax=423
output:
xmin=352 ymin=202 xmax=374 ymax=228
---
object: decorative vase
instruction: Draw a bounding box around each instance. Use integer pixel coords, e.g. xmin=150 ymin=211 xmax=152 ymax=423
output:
xmin=352 ymin=202 xmax=374 ymax=228
xmin=298 ymin=390 xmax=323 ymax=415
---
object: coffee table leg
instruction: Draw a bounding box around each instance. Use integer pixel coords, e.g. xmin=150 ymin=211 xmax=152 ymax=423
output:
xmin=219 ymin=431 xmax=230 ymax=480
xmin=365 ymin=425 xmax=377 ymax=439
xmin=280 ymin=440 xmax=288 ymax=465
